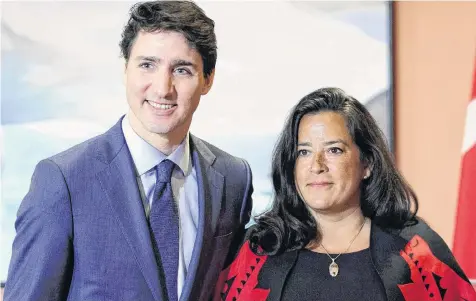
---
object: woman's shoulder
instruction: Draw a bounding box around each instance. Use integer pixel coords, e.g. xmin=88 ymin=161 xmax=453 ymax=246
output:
xmin=214 ymin=229 xmax=299 ymax=301
xmin=387 ymin=216 xmax=453 ymax=259
xmin=374 ymin=216 xmax=441 ymax=247
xmin=223 ymin=225 xmax=271 ymax=275
xmin=394 ymin=216 xmax=473 ymax=284
xmin=398 ymin=216 xmax=446 ymax=246
xmin=214 ymin=237 xmax=271 ymax=301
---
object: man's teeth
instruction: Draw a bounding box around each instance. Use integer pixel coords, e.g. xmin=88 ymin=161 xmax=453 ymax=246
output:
xmin=148 ymin=101 xmax=174 ymax=109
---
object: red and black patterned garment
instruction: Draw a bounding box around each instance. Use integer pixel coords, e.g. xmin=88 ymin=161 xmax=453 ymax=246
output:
xmin=214 ymin=218 xmax=476 ymax=301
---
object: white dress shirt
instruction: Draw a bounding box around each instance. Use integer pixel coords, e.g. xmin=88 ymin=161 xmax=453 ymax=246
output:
xmin=122 ymin=115 xmax=199 ymax=299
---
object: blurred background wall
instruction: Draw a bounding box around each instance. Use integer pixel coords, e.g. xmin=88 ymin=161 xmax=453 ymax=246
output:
xmin=393 ymin=1 xmax=476 ymax=247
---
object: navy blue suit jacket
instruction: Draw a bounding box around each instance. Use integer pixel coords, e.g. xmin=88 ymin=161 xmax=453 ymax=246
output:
xmin=4 ymin=117 xmax=253 ymax=301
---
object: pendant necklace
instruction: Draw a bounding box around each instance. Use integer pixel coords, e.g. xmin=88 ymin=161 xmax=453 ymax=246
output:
xmin=320 ymin=218 xmax=367 ymax=277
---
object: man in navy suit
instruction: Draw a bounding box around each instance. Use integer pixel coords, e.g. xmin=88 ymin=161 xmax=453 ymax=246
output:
xmin=4 ymin=1 xmax=253 ymax=300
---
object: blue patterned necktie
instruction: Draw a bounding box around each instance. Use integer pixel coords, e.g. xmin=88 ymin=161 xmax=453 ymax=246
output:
xmin=149 ymin=159 xmax=179 ymax=301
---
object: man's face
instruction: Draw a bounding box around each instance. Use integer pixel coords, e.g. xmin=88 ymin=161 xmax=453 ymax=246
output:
xmin=124 ymin=30 xmax=214 ymax=138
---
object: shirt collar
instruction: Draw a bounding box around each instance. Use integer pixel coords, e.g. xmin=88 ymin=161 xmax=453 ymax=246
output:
xmin=121 ymin=114 xmax=192 ymax=177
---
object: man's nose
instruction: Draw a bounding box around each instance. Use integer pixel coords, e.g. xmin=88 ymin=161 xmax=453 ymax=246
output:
xmin=151 ymin=70 xmax=174 ymax=99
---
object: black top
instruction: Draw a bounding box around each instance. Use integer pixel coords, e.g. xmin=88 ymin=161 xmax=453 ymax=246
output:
xmin=281 ymin=248 xmax=387 ymax=301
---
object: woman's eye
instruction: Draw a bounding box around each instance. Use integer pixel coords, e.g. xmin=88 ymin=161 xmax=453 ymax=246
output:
xmin=328 ymin=147 xmax=343 ymax=154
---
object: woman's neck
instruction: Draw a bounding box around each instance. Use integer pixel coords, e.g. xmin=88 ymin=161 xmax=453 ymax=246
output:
xmin=309 ymin=206 xmax=370 ymax=254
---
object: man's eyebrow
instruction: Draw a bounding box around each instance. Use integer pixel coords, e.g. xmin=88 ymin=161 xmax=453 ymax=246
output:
xmin=171 ymin=59 xmax=195 ymax=67
xmin=134 ymin=56 xmax=159 ymax=62
xmin=133 ymin=56 xmax=197 ymax=69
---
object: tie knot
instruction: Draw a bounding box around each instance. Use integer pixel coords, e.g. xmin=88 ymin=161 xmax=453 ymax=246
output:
xmin=157 ymin=159 xmax=175 ymax=183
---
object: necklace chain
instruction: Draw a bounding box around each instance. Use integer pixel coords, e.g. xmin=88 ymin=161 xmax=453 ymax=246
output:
xmin=320 ymin=218 xmax=367 ymax=262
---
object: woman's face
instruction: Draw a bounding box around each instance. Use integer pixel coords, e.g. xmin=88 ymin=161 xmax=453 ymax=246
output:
xmin=294 ymin=111 xmax=370 ymax=215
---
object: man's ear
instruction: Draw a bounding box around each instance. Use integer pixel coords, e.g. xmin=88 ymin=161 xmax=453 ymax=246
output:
xmin=201 ymin=69 xmax=215 ymax=95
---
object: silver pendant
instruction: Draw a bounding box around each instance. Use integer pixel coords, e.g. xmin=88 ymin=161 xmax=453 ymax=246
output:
xmin=329 ymin=260 xmax=339 ymax=277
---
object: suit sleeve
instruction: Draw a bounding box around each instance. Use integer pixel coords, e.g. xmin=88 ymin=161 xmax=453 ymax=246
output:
xmin=239 ymin=158 xmax=253 ymax=227
xmin=4 ymin=159 xmax=73 ymax=301
xmin=221 ymin=158 xmax=254 ymax=271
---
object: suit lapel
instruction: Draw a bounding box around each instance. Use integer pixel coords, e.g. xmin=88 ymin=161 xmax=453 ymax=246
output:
xmin=262 ymin=250 xmax=299 ymax=301
xmin=180 ymin=135 xmax=224 ymax=301
xmin=370 ymin=223 xmax=410 ymax=301
xmin=95 ymin=120 xmax=164 ymax=301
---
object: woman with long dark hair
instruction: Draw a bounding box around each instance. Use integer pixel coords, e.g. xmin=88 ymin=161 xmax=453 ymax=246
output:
xmin=214 ymin=87 xmax=475 ymax=301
